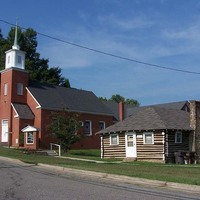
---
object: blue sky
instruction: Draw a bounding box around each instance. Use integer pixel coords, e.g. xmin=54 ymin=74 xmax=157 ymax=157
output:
xmin=1 ymin=0 xmax=200 ymax=105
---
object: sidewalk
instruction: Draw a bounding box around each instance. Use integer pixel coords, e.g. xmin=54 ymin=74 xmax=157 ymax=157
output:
xmin=1 ymin=156 xmax=200 ymax=195
xmin=59 ymin=156 xmax=122 ymax=163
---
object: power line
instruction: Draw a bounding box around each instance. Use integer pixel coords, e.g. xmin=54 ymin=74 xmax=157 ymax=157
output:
xmin=1 ymin=19 xmax=200 ymax=75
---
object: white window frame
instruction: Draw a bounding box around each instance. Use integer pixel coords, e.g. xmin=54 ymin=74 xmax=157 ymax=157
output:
xmin=110 ymin=134 xmax=119 ymax=145
xmin=4 ymin=83 xmax=8 ymax=96
xmin=175 ymin=131 xmax=182 ymax=143
xmin=17 ymin=83 xmax=23 ymax=95
xmin=143 ymin=132 xmax=154 ymax=144
xmin=84 ymin=120 xmax=92 ymax=136
xmin=99 ymin=121 xmax=105 ymax=130
xmin=26 ymin=132 xmax=34 ymax=144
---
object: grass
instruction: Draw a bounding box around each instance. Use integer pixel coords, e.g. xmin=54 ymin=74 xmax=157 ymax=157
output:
xmin=64 ymin=149 xmax=101 ymax=159
xmin=0 ymin=146 xmax=200 ymax=186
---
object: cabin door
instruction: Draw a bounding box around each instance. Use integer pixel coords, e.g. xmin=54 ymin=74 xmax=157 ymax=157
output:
xmin=125 ymin=133 xmax=137 ymax=158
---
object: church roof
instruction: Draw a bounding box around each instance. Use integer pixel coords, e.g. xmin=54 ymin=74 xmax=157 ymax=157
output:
xmin=27 ymin=81 xmax=113 ymax=116
xmin=12 ymin=103 xmax=34 ymax=119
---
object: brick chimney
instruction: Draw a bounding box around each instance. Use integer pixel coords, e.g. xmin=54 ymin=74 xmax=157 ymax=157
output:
xmin=119 ymin=101 xmax=124 ymax=121
xmin=190 ymin=100 xmax=200 ymax=163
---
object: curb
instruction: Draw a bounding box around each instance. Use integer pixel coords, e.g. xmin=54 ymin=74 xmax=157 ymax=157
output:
xmin=37 ymin=163 xmax=200 ymax=195
xmin=1 ymin=156 xmax=200 ymax=194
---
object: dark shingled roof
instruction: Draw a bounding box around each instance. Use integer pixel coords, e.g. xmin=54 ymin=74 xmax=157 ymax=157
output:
xmin=102 ymin=101 xmax=137 ymax=121
xmin=153 ymin=101 xmax=190 ymax=110
xmin=27 ymin=82 xmax=113 ymax=115
xmin=97 ymin=107 xmax=192 ymax=134
xmin=12 ymin=103 xmax=34 ymax=119
xmin=101 ymin=101 xmax=119 ymax=121
xmin=126 ymin=101 xmax=189 ymax=117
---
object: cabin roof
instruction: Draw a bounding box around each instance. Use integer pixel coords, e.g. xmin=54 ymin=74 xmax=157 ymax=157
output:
xmin=97 ymin=106 xmax=192 ymax=134
xmin=126 ymin=101 xmax=189 ymax=117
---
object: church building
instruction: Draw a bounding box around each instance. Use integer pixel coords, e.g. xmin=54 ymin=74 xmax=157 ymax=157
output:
xmin=0 ymin=24 xmax=114 ymax=150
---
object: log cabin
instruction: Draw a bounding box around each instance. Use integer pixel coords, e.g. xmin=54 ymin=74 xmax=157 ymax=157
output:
xmin=97 ymin=101 xmax=200 ymax=163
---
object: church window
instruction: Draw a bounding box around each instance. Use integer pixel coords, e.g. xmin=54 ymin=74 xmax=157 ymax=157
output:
xmin=17 ymin=83 xmax=23 ymax=95
xmin=4 ymin=83 xmax=8 ymax=95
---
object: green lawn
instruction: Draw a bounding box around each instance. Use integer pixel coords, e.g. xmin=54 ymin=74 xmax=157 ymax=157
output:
xmin=0 ymin=146 xmax=200 ymax=186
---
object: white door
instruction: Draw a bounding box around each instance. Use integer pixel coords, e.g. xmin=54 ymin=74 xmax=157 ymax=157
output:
xmin=125 ymin=133 xmax=137 ymax=158
xmin=1 ymin=120 xmax=8 ymax=142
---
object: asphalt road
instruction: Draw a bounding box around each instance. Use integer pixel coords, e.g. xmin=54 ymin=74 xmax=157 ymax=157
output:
xmin=0 ymin=158 xmax=199 ymax=200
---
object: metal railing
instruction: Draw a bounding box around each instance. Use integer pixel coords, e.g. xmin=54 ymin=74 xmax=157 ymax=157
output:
xmin=50 ymin=143 xmax=61 ymax=157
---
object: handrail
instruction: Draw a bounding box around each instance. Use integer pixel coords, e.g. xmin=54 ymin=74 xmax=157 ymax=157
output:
xmin=50 ymin=143 xmax=61 ymax=156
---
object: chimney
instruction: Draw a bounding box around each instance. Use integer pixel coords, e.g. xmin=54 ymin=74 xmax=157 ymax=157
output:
xmin=119 ymin=101 xmax=124 ymax=121
xmin=190 ymin=100 xmax=200 ymax=163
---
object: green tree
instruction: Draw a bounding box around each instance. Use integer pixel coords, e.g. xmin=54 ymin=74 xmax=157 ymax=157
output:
xmin=98 ymin=97 xmax=108 ymax=101
xmin=0 ymin=29 xmax=9 ymax=69
xmin=48 ymin=108 xmax=81 ymax=152
xmin=61 ymin=78 xmax=71 ymax=88
xmin=99 ymin=94 xmax=140 ymax=106
xmin=0 ymin=27 xmax=70 ymax=87
xmin=110 ymin=94 xmax=125 ymax=103
xmin=125 ymin=98 xmax=140 ymax=106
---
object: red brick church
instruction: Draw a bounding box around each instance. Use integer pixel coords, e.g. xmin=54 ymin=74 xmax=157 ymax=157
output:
xmin=0 ymin=25 xmax=114 ymax=150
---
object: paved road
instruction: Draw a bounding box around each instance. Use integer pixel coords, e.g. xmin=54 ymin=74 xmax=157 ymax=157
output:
xmin=0 ymin=159 xmax=199 ymax=200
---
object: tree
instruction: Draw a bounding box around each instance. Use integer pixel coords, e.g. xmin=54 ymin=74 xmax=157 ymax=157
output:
xmin=125 ymin=98 xmax=140 ymax=106
xmin=48 ymin=108 xmax=81 ymax=152
xmin=99 ymin=94 xmax=140 ymax=106
xmin=0 ymin=27 xmax=70 ymax=87
xmin=0 ymin=29 xmax=9 ymax=69
xmin=110 ymin=94 xmax=125 ymax=103
xmin=60 ymin=78 xmax=71 ymax=88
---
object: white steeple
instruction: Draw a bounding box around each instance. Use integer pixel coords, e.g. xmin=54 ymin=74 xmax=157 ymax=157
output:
xmin=12 ymin=21 xmax=20 ymax=50
xmin=5 ymin=21 xmax=25 ymax=70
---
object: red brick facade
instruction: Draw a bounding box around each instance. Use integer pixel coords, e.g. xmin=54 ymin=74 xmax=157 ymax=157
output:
xmin=0 ymin=67 xmax=114 ymax=150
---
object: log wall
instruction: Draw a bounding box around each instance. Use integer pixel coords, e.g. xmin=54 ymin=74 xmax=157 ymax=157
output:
xmin=102 ymin=130 xmax=190 ymax=163
xmin=103 ymin=133 xmax=125 ymax=158
xmin=165 ymin=130 xmax=190 ymax=163
xmin=103 ymin=131 xmax=164 ymax=161
xmin=137 ymin=131 xmax=164 ymax=162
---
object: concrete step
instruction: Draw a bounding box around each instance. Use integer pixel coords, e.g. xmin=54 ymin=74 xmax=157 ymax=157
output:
xmin=46 ymin=150 xmax=58 ymax=156
xmin=36 ymin=150 xmax=58 ymax=156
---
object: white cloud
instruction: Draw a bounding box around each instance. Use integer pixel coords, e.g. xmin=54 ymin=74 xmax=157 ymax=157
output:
xmin=98 ymin=14 xmax=154 ymax=30
xmin=163 ymin=21 xmax=200 ymax=42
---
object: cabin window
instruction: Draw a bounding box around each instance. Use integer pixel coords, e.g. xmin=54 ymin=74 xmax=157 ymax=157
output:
xmin=17 ymin=83 xmax=23 ymax=95
xmin=26 ymin=132 xmax=34 ymax=144
xmin=84 ymin=120 xmax=92 ymax=136
xmin=4 ymin=83 xmax=8 ymax=95
xmin=110 ymin=134 xmax=119 ymax=145
xmin=175 ymin=131 xmax=182 ymax=143
xmin=99 ymin=121 xmax=105 ymax=130
xmin=143 ymin=132 xmax=154 ymax=144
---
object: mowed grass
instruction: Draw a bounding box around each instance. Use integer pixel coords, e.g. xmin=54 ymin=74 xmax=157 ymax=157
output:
xmin=0 ymin=146 xmax=200 ymax=185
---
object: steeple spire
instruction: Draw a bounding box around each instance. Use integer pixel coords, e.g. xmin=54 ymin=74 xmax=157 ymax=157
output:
xmin=5 ymin=19 xmax=25 ymax=70
xmin=12 ymin=19 xmax=20 ymax=50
